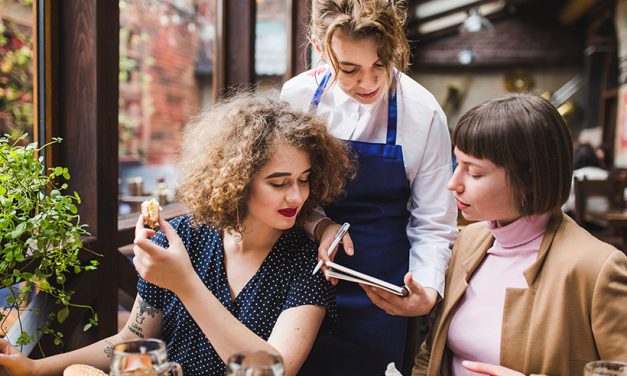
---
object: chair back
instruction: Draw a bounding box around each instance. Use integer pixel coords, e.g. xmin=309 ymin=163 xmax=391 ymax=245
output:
xmin=574 ymin=170 xmax=627 ymax=226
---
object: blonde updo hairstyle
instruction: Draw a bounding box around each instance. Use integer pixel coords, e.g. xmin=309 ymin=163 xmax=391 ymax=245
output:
xmin=176 ymin=93 xmax=355 ymax=234
xmin=311 ymin=0 xmax=410 ymax=89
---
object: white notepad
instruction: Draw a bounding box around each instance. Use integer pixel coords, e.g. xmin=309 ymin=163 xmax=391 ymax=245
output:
xmin=324 ymin=261 xmax=409 ymax=297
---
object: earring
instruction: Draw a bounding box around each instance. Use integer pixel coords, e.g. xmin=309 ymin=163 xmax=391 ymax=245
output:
xmin=313 ymin=58 xmax=324 ymax=87
xmin=233 ymin=206 xmax=243 ymax=242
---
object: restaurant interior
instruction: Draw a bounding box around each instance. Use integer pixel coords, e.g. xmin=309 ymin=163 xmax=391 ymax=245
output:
xmin=0 ymin=0 xmax=626 ymax=365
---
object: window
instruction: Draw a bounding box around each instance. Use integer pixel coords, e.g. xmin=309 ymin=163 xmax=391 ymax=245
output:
xmin=118 ymin=0 xmax=218 ymax=218
xmin=255 ymin=0 xmax=291 ymax=90
xmin=0 ymin=0 xmax=34 ymax=144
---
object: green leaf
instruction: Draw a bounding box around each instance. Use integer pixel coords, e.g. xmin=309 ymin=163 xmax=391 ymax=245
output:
xmin=0 ymin=218 xmax=10 ymax=229
xmin=57 ymin=307 xmax=69 ymax=323
xmin=0 ymin=196 xmax=12 ymax=207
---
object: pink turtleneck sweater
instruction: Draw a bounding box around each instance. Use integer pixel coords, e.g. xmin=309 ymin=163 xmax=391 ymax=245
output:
xmin=446 ymin=213 xmax=551 ymax=375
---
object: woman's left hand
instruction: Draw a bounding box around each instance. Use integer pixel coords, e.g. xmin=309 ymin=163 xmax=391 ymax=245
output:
xmin=133 ymin=215 xmax=195 ymax=295
xmin=462 ymin=361 xmax=525 ymax=375
xmin=360 ymin=272 xmax=438 ymax=317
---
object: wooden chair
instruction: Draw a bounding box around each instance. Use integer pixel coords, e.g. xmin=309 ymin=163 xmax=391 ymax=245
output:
xmin=574 ymin=170 xmax=627 ymax=249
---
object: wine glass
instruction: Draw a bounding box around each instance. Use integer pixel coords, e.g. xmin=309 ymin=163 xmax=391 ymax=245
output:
xmin=225 ymin=350 xmax=285 ymax=376
xmin=584 ymin=361 xmax=627 ymax=376
xmin=109 ymin=339 xmax=182 ymax=376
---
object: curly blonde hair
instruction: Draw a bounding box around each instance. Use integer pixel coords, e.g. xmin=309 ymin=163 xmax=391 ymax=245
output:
xmin=176 ymin=93 xmax=355 ymax=233
xmin=311 ymin=0 xmax=409 ymax=88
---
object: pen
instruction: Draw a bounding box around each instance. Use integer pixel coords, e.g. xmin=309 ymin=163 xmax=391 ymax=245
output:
xmin=312 ymin=222 xmax=350 ymax=275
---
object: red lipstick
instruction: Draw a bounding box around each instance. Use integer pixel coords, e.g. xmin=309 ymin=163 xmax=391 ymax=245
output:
xmin=278 ymin=208 xmax=297 ymax=217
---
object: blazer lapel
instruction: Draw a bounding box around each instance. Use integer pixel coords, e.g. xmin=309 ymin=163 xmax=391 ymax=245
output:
xmin=500 ymin=212 xmax=563 ymax=371
xmin=522 ymin=212 xmax=563 ymax=287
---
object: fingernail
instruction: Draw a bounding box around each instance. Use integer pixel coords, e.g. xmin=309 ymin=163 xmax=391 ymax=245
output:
xmin=347 ymin=247 xmax=354 ymax=255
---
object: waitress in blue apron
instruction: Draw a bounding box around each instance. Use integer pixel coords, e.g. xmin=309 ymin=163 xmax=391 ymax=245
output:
xmin=280 ymin=1 xmax=457 ymax=374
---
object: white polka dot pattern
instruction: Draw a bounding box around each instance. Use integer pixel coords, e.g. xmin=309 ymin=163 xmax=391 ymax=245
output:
xmin=136 ymin=215 xmax=337 ymax=376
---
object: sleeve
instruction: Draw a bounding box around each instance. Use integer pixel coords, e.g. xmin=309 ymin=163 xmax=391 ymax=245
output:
xmin=591 ymin=250 xmax=627 ymax=360
xmin=136 ymin=216 xmax=185 ymax=309
xmin=302 ymin=206 xmax=329 ymax=241
xmin=281 ymin=242 xmax=337 ymax=323
xmin=407 ymin=108 xmax=458 ymax=297
xmin=279 ymin=74 xmax=315 ymax=112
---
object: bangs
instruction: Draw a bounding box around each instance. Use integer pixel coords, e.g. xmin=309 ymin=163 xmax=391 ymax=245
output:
xmin=453 ymin=102 xmax=512 ymax=167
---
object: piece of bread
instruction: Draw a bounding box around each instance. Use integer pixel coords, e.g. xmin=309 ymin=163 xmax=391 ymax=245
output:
xmin=141 ymin=199 xmax=162 ymax=229
xmin=63 ymin=364 xmax=107 ymax=376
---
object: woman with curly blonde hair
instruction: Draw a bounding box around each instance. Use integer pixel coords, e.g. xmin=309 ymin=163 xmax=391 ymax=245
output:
xmin=0 ymin=94 xmax=353 ymax=376
xmin=281 ymin=0 xmax=457 ymax=374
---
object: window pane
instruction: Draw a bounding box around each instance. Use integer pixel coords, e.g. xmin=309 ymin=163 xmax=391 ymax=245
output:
xmin=255 ymin=0 xmax=290 ymax=91
xmin=118 ymin=0 xmax=217 ymax=218
xmin=0 ymin=0 xmax=34 ymax=145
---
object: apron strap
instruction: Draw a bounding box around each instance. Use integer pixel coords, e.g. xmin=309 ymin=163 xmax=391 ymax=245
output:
xmin=386 ymin=72 xmax=398 ymax=145
xmin=309 ymin=70 xmax=332 ymax=112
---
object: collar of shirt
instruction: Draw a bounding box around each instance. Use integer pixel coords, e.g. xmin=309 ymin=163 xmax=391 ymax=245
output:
xmin=329 ymin=80 xmax=354 ymax=107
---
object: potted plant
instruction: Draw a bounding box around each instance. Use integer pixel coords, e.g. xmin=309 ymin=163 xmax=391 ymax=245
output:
xmin=0 ymin=134 xmax=98 ymax=350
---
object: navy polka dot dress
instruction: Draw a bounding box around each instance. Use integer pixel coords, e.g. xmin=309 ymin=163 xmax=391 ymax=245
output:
xmin=136 ymin=215 xmax=337 ymax=376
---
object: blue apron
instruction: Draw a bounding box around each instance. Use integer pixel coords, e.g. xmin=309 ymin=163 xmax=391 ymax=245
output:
xmin=299 ymin=71 xmax=411 ymax=375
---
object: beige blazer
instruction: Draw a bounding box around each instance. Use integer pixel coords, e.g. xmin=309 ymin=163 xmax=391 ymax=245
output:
xmin=413 ymin=213 xmax=627 ymax=376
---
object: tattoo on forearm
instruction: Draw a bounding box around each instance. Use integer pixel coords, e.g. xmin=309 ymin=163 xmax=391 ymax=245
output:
xmin=127 ymin=297 xmax=160 ymax=338
xmin=138 ymin=298 xmax=159 ymax=317
xmin=104 ymin=340 xmax=114 ymax=359
xmin=128 ymin=323 xmax=145 ymax=338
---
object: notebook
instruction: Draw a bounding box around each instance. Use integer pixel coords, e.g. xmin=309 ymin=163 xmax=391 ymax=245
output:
xmin=324 ymin=261 xmax=409 ymax=297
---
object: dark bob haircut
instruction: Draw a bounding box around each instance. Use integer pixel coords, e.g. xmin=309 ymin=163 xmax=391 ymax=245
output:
xmin=453 ymin=93 xmax=573 ymax=216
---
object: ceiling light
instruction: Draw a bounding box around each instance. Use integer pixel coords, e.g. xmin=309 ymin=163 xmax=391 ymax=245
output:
xmin=457 ymin=47 xmax=475 ymax=65
xmin=460 ymin=7 xmax=494 ymax=34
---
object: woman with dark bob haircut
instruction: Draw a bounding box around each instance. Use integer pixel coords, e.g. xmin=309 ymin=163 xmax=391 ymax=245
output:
xmin=0 ymin=94 xmax=355 ymax=376
xmin=413 ymin=93 xmax=627 ymax=376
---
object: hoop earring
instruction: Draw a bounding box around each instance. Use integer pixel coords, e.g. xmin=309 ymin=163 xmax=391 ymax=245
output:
xmin=313 ymin=58 xmax=324 ymax=87
xmin=233 ymin=206 xmax=243 ymax=242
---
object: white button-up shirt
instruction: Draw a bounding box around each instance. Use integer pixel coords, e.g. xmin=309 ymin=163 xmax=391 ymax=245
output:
xmin=280 ymin=66 xmax=457 ymax=296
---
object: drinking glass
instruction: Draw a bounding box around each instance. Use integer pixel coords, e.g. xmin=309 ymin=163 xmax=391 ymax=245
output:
xmin=584 ymin=361 xmax=627 ymax=376
xmin=109 ymin=339 xmax=182 ymax=376
xmin=225 ymin=350 xmax=285 ymax=376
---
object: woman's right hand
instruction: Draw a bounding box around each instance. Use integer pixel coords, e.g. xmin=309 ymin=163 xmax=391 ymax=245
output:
xmin=315 ymin=219 xmax=354 ymax=284
xmin=0 ymin=339 xmax=36 ymax=376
